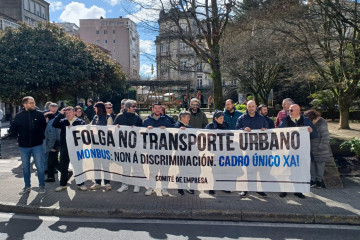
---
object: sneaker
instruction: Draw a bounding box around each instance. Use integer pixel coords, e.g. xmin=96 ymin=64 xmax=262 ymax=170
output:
xmin=186 ymin=189 xmax=195 ymax=194
xmin=133 ymin=185 xmax=140 ymax=193
xmin=178 ymin=189 xmax=185 ymax=195
xmin=240 ymin=191 xmax=247 ymax=198
xmin=38 ymin=187 xmax=46 ymax=194
xmin=310 ymin=181 xmax=316 ymax=188
xmin=90 ymin=184 xmax=101 ymax=190
xmin=55 ymin=186 xmax=67 ymax=192
xmin=77 ymin=185 xmax=87 ymax=191
xmin=162 ymin=189 xmax=169 ymax=196
xmin=45 ymin=178 xmax=55 ymax=182
xmin=145 ymin=188 xmax=154 ymax=196
xmin=257 ymin=192 xmax=267 ymax=197
xmin=19 ymin=186 xmax=31 ymax=195
xmin=117 ymin=184 xmax=128 ymax=193
xmin=294 ymin=192 xmax=306 ymax=199
xmin=316 ymin=181 xmax=322 ymax=189
xmin=105 ymin=184 xmax=112 ymax=191
xmin=279 ymin=192 xmax=287 ymax=198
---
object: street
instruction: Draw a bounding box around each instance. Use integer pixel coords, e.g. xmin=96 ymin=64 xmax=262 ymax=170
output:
xmin=0 ymin=212 xmax=359 ymax=240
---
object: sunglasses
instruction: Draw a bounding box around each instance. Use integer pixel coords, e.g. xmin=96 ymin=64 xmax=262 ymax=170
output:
xmin=191 ymin=104 xmax=199 ymax=107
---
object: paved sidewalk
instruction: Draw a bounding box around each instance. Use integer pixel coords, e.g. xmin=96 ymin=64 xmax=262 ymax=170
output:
xmin=1 ymin=138 xmax=360 ymax=225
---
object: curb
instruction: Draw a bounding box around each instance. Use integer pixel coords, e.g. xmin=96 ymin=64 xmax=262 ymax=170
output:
xmin=1 ymin=202 xmax=359 ymax=225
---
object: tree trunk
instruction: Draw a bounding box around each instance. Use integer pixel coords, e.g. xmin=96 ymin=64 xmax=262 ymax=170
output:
xmin=338 ymin=97 xmax=350 ymax=129
xmin=211 ymin=59 xmax=224 ymax=110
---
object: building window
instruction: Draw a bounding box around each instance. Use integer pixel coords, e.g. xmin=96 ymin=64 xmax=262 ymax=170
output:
xmin=196 ymin=63 xmax=202 ymax=71
xmin=117 ymin=21 xmax=123 ymax=25
xmin=96 ymin=30 xmax=99 ymax=34
xmin=40 ymin=6 xmax=45 ymax=19
xmin=29 ymin=0 xmax=34 ymax=13
xmin=104 ymin=40 xmax=107 ymax=44
xmin=160 ymin=42 xmax=168 ymax=53
xmin=180 ymin=42 xmax=189 ymax=51
xmin=113 ymin=40 xmax=116 ymax=43
xmin=24 ymin=0 xmax=29 ymax=11
xmin=180 ymin=59 xmax=190 ymax=74
xmin=35 ymin=3 xmax=40 ymax=16
xmin=101 ymin=21 xmax=107 ymax=26
xmin=109 ymin=21 xmax=115 ymax=25
xmin=180 ymin=23 xmax=188 ymax=33
xmin=104 ymin=30 xmax=107 ymax=34
xmin=197 ymin=76 xmax=203 ymax=88
xmin=96 ymin=40 xmax=100 ymax=44
xmin=113 ymin=30 xmax=115 ymax=34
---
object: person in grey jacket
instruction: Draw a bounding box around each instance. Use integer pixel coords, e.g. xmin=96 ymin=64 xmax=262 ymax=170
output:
xmin=44 ymin=112 xmax=60 ymax=182
xmin=304 ymin=109 xmax=331 ymax=189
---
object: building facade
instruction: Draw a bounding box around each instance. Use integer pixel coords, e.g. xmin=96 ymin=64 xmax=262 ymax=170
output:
xmin=155 ymin=10 xmax=212 ymax=94
xmin=79 ymin=17 xmax=140 ymax=79
xmin=55 ymin=22 xmax=80 ymax=37
xmin=0 ymin=0 xmax=49 ymax=26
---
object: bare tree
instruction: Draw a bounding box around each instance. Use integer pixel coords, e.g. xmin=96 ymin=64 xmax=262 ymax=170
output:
xmin=275 ymin=0 xmax=360 ymax=129
xmin=155 ymin=0 xmax=236 ymax=109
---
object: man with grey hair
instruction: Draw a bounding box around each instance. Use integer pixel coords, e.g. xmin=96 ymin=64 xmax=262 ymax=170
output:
xmin=114 ymin=99 xmax=143 ymax=193
xmin=275 ymin=98 xmax=294 ymax=128
xmin=189 ymin=98 xmax=208 ymax=128
xmin=119 ymin=99 xmax=128 ymax=114
xmin=174 ymin=110 xmax=194 ymax=195
xmin=49 ymin=103 xmax=59 ymax=116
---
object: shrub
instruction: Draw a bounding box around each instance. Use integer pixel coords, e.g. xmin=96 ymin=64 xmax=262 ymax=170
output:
xmin=340 ymin=138 xmax=360 ymax=159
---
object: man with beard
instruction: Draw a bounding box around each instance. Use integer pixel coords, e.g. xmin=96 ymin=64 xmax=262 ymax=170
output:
xmin=257 ymin=104 xmax=275 ymax=129
xmin=188 ymin=98 xmax=208 ymax=128
xmin=224 ymin=99 xmax=242 ymax=130
xmin=10 ymin=96 xmax=47 ymax=194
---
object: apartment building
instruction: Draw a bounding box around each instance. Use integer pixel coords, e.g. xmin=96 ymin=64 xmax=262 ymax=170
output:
xmin=0 ymin=0 xmax=49 ymax=26
xmin=155 ymin=9 xmax=212 ymax=92
xmin=55 ymin=22 xmax=80 ymax=37
xmin=79 ymin=17 xmax=140 ymax=79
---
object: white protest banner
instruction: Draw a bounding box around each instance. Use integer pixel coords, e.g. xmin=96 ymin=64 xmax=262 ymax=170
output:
xmin=66 ymin=126 xmax=311 ymax=192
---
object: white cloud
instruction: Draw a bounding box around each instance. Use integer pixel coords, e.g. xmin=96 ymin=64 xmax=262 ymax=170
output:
xmin=59 ymin=2 xmax=106 ymax=26
xmin=48 ymin=1 xmax=63 ymax=12
xmin=104 ymin=0 xmax=122 ymax=6
xmin=140 ymin=40 xmax=155 ymax=54
xmin=140 ymin=64 xmax=156 ymax=78
xmin=125 ymin=0 xmax=163 ymax=24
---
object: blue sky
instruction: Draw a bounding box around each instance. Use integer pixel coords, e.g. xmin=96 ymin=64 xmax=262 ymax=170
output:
xmin=46 ymin=0 xmax=158 ymax=78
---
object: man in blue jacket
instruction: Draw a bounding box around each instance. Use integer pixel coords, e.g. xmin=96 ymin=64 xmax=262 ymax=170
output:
xmin=224 ymin=99 xmax=242 ymax=130
xmin=278 ymin=104 xmax=318 ymax=199
xmin=235 ymin=100 xmax=268 ymax=198
xmin=10 ymin=96 xmax=47 ymax=194
xmin=143 ymin=102 xmax=173 ymax=196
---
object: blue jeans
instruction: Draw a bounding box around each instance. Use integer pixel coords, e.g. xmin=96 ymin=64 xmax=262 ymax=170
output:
xmin=19 ymin=145 xmax=45 ymax=187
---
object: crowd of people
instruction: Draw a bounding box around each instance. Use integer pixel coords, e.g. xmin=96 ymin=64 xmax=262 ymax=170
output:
xmin=9 ymin=96 xmax=331 ymax=199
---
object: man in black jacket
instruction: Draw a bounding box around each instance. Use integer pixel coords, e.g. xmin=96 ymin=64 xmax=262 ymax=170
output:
xmin=114 ymin=100 xmax=143 ymax=193
xmin=52 ymin=106 xmax=86 ymax=192
xmin=10 ymin=96 xmax=47 ymax=194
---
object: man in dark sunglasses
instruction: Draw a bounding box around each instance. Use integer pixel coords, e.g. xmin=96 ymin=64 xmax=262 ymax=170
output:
xmin=278 ymin=104 xmax=318 ymax=199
